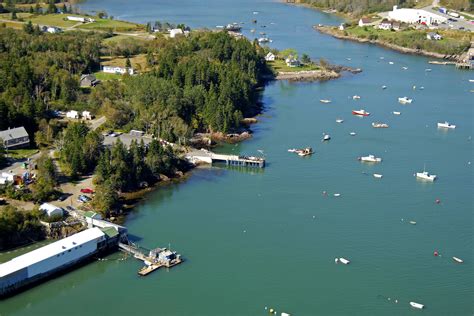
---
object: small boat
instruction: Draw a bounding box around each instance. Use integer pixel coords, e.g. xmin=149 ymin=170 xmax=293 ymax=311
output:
xmin=295 ymin=147 xmax=313 ymax=157
xmin=359 ymin=155 xmax=382 ymax=163
xmin=415 ymin=169 xmax=437 ymax=181
xmin=409 ymin=302 xmax=424 ymax=310
xmin=352 ymin=109 xmax=370 ymax=116
xmin=437 ymin=121 xmax=456 ymax=129
xmin=333 ymin=193 xmax=341 ymax=197
xmin=469 ymin=79 xmax=474 ymax=83
xmin=322 ymin=134 xmax=331 ymax=141
xmin=346 ymin=58 xmax=352 ymax=61
xmin=402 ymin=66 xmax=408 ymax=70
xmin=398 ymin=97 xmax=412 ymax=104
xmin=412 ymin=85 xmax=416 ymax=90
xmin=253 ymin=11 xmax=259 ymax=14
xmin=425 ymin=68 xmax=432 ymax=72
xmin=224 ymin=23 xmax=242 ymax=32
xmin=392 ymin=111 xmax=401 ymax=115
xmin=250 ymin=29 xmax=256 ymax=33
xmin=409 ymin=221 xmax=417 ymax=225
xmin=339 ymin=258 xmax=350 ymax=264
xmin=373 ymin=173 xmax=383 ymax=178
xmin=336 ymin=119 xmax=344 ymax=123
xmin=257 ymin=37 xmax=272 ymax=43
xmin=352 ymin=95 xmax=361 ymax=100
xmin=420 ymin=86 xmax=424 ymax=90
xmin=350 ymin=132 xmax=356 ymax=136
xmin=372 ymin=122 xmax=389 ymax=128
xmin=452 ymin=256 xmax=464 ymax=263
xmin=287 ymin=148 xmax=297 ymax=153
xmin=382 ymin=85 xmax=387 ymax=89
xmin=389 ymin=61 xmax=394 ymax=65
xmin=320 ymin=99 xmax=331 ymax=103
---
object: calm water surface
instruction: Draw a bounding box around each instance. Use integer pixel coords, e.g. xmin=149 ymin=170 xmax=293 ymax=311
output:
xmin=2 ymin=0 xmax=473 ymax=315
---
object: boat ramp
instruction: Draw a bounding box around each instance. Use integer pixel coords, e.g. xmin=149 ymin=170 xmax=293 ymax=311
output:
xmin=185 ymin=149 xmax=265 ymax=168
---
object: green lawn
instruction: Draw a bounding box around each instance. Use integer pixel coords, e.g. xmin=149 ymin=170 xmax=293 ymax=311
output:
xmin=269 ymin=59 xmax=320 ymax=72
xmin=28 ymin=14 xmax=79 ymax=28
xmin=0 ymin=12 xmax=32 ymax=20
xmin=78 ymin=19 xmax=143 ymax=32
xmin=6 ymin=149 xmax=39 ymax=160
xmin=94 ymin=72 xmax=123 ymax=81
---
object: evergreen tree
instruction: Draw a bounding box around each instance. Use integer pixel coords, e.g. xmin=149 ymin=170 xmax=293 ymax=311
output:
xmin=23 ymin=21 xmax=34 ymax=34
xmin=32 ymin=152 xmax=58 ymax=202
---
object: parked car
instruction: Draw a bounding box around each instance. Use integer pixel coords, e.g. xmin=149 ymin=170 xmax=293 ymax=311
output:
xmin=80 ymin=188 xmax=94 ymax=194
xmin=57 ymin=194 xmax=68 ymax=201
xmin=78 ymin=195 xmax=92 ymax=203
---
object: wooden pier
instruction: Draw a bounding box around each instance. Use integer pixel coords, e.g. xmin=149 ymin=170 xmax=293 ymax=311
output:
xmin=118 ymin=242 xmax=183 ymax=276
xmin=185 ymin=149 xmax=265 ymax=168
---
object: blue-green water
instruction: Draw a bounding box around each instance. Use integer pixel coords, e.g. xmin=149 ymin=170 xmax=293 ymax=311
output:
xmin=2 ymin=1 xmax=473 ymax=315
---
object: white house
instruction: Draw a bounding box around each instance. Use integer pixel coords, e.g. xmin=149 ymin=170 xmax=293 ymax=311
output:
xmin=0 ymin=172 xmax=15 ymax=185
xmin=378 ymin=20 xmax=393 ymax=30
xmin=0 ymin=127 xmax=30 ymax=149
xmin=285 ymin=55 xmax=300 ymax=68
xmin=102 ymin=66 xmax=134 ymax=75
xmin=45 ymin=26 xmax=62 ymax=34
xmin=40 ymin=203 xmax=63 ymax=217
xmin=66 ymin=110 xmax=79 ymax=119
xmin=82 ymin=111 xmax=93 ymax=120
xmin=169 ymin=28 xmax=184 ymax=38
xmin=388 ymin=6 xmax=447 ymax=26
xmin=359 ymin=18 xmax=373 ymax=27
xmin=265 ymin=52 xmax=275 ymax=61
xmin=427 ymin=32 xmax=442 ymax=40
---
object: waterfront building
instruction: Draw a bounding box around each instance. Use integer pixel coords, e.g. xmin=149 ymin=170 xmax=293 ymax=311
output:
xmin=388 ymin=6 xmax=447 ymax=26
xmin=39 ymin=203 xmax=63 ymax=218
xmin=285 ymin=55 xmax=300 ymax=67
xmin=0 ymin=228 xmax=107 ymax=296
xmin=265 ymin=52 xmax=275 ymax=61
xmin=0 ymin=127 xmax=30 ymax=149
xmin=358 ymin=18 xmax=374 ymax=27
xmin=378 ymin=20 xmax=393 ymax=30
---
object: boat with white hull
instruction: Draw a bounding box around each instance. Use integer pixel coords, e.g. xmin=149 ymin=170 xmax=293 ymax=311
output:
xmin=437 ymin=121 xmax=456 ymax=129
xmin=358 ymin=155 xmax=382 ymax=163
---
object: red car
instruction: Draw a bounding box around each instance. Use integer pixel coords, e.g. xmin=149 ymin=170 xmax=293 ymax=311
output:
xmin=80 ymin=188 xmax=94 ymax=194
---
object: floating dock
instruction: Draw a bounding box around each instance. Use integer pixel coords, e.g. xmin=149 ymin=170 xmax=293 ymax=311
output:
xmin=185 ymin=149 xmax=265 ymax=168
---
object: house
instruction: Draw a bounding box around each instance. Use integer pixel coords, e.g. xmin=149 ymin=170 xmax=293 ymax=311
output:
xmin=102 ymin=66 xmax=134 ymax=75
xmin=285 ymin=55 xmax=300 ymax=68
xmin=0 ymin=172 xmax=15 ymax=185
xmin=43 ymin=26 xmax=62 ymax=34
xmin=169 ymin=28 xmax=184 ymax=38
xmin=66 ymin=110 xmax=79 ymax=119
xmin=392 ymin=22 xmax=401 ymax=31
xmin=359 ymin=18 xmax=373 ymax=27
xmin=80 ymin=74 xmax=99 ymax=87
xmin=39 ymin=203 xmax=63 ymax=217
xmin=0 ymin=127 xmax=30 ymax=149
xmin=265 ymin=52 xmax=275 ymax=62
xmin=388 ymin=6 xmax=447 ymax=26
xmin=378 ymin=20 xmax=393 ymax=30
xmin=427 ymin=32 xmax=442 ymax=40
xmin=82 ymin=111 xmax=93 ymax=120
xmin=339 ymin=23 xmax=346 ymax=31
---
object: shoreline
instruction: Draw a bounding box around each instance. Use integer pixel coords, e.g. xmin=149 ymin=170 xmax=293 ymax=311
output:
xmin=315 ymin=25 xmax=460 ymax=61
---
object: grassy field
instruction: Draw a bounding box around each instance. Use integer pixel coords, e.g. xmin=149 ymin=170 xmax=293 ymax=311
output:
xmin=101 ymin=54 xmax=149 ymax=72
xmin=344 ymin=26 xmax=472 ymax=55
xmin=269 ymin=59 xmax=320 ymax=72
xmin=94 ymin=72 xmax=123 ymax=81
xmin=77 ymin=19 xmax=144 ymax=32
xmin=6 ymin=149 xmax=39 ymax=160
xmin=0 ymin=12 xmax=33 ymax=20
xmin=27 ymin=14 xmax=80 ymax=28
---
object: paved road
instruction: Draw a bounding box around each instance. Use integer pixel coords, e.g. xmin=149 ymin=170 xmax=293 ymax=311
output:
xmin=422 ymin=5 xmax=474 ymax=31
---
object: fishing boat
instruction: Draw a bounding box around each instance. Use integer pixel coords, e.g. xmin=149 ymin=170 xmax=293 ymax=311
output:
xmin=320 ymin=99 xmax=331 ymax=103
xmin=437 ymin=121 xmax=456 ymax=129
xmin=372 ymin=122 xmax=389 ymax=128
xmin=333 ymin=193 xmax=341 ymax=197
xmin=415 ymin=166 xmax=437 ymax=181
xmin=389 ymin=61 xmax=394 ymax=65
xmin=352 ymin=95 xmax=361 ymax=100
xmin=352 ymin=109 xmax=370 ymax=116
xmin=382 ymin=85 xmax=387 ymax=89
xmin=359 ymin=155 xmax=382 ymax=163
xmin=297 ymin=147 xmax=313 ymax=157
xmin=402 ymin=66 xmax=408 ymax=70
xmin=258 ymin=37 xmax=272 ymax=43
xmin=409 ymin=221 xmax=417 ymax=225
xmin=392 ymin=111 xmax=401 ymax=115
xmin=452 ymin=257 xmax=464 ymax=263
xmin=339 ymin=258 xmax=350 ymax=265
xmin=336 ymin=119 xmax=344 ymax=123
xmin=409 ymin=302 xmax=424 ymax=310
xmin=398 ymin=97 xmax=412 ymax=104
xmin=373 ymin=173 xmax=383 ymax=178
xmin=224 ymin=23 xmax=242 ymax=32
xmin=469 ymin=79 xmax=474 ymax=83
xmin=322 ymin=134 xmax=331 ymax=141
xmin=350 ymin=132 xmax=356 ymax=136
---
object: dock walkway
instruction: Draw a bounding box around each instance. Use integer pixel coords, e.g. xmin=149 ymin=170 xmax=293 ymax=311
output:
xmin=185 ymin=149 xmax=265 ymax=168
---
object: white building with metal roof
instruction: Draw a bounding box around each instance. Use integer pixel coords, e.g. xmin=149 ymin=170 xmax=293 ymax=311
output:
xmin=0 ymin=228 xmax=106 ymax=296
xmin=39 ymin=203 xmax=64 ymax=217
xmin=0 ymin=127 xmax=30 ymax=149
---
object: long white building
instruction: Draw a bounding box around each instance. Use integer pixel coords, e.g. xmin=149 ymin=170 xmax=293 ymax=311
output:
xmin=388 ymin=6 xmax=447 ymax=26
xmin=0 ymin=228 xmax=106 ymax=296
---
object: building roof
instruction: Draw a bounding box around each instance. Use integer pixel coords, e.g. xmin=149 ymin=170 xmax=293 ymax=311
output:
xmin=360 ymin=18 xmax=372 ymax=23
xmin=40 ymin=203 xmax=61 ymax=213
xmin=0 ymin=127 xmax=28 ymax=142
xmin=101 ymin=227 xmax=119 ymax=238
xmin=0 ymin=228 xmax=105 ymax=277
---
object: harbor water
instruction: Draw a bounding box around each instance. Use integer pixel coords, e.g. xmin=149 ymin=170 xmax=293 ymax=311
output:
xmin=1 ymin=0 xmax=473 ymax=315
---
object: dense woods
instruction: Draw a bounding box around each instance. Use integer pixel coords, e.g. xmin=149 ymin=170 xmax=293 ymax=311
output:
xmin=0 ymin=206 xmax=44 ymax=250
xmin=300 ymin=0 xmax=422 ymax=15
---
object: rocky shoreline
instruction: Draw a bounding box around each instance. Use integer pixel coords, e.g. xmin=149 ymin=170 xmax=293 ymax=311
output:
xmin=315 ymin=25 xmax=461 ymax=61
xmin=276 ymin=69 xmax=341 ymax=81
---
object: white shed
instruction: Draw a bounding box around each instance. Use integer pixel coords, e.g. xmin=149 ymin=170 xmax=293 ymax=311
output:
xmin=265 ymin=52 xmax=275 ymax=61
xmin=169 ymin=28 xmax=184 ymax=38
xmin=82 ymin=111 xmax=92 ymax=120
xmin=40 ymin=203 xmax=63 ymax=217
xmin=66 ymin=110 xmax=79 ymax=119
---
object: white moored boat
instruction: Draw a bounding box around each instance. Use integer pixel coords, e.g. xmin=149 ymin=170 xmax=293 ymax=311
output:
xmin=350 ymin=132 xmax=356 ymax=136
xmin=336 ymin=119 xmax=344 ymax=123
xmin=372 ymin=122 xmax=389 ymax=128
xmin=320 ymin=99 xmax=331 ymax=103
xmin=392 ymin=111 xmax=401 ymax=115
xmin=352 ymin=95 xmax=361 ymax=100
xmin=339 ymin=258 xmax=350 ymax=265
xmin=322 ymin=134 xmax=331 ymax=141
xmin=409 ymin=302 xmax=424 ymax=309
xmin=382 ymin=85 xmax=387 ymax=89
xmin=415 ymin=170 xmax=437 ymax=181
xmin=437 ymin=121 xmax=456 ymax=129
xmin=258 ymin=37 xmax=272 ymax=43
xmin=373 ymin=173 xmax=383 ymax=178
xmin=452 ymin=256 xmax=463 ymax=263
xmin=359 ymin=155 xmax=382 ymax=163
xmin=398 ymin=97 xmax=412 ymax=104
